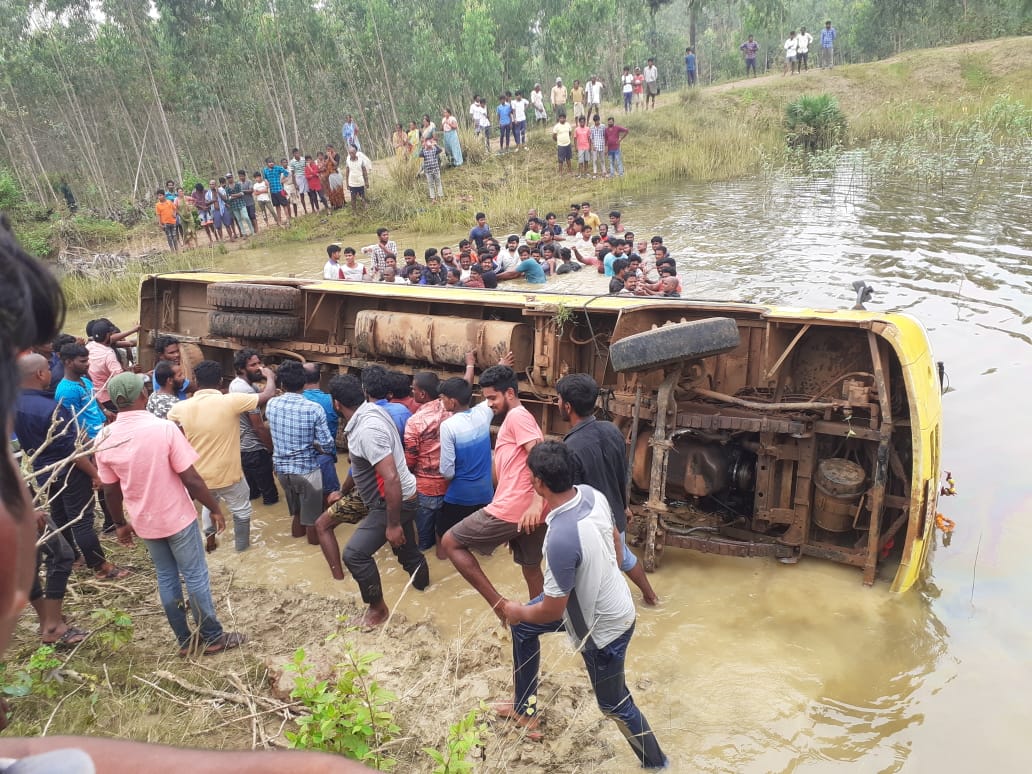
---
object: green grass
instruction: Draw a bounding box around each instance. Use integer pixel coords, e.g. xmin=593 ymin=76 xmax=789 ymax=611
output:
xmin=60 ymin=251 xmax=204 ymax=311
xmin=960 ymin=54 xmax=993 ymax=89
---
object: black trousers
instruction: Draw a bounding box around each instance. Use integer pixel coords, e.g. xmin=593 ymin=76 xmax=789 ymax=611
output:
xmin=48 ymin=466 xmax=106 ymax=570
xmin=343 ymin=498 xmax=428 ymax=604
xmin=32 ymin=518 xmax=75 ymax=601
xmin=241 ymin=448 xmax=278 ymax=504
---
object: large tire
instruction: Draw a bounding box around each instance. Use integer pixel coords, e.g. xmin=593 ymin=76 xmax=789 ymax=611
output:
xmin=209 ymin=311 xmax=299 ymax=340
xmin=609 ymin=317 xmax=740 ymax=373
xmin=207 ymin=282 xmax=301 ymax=312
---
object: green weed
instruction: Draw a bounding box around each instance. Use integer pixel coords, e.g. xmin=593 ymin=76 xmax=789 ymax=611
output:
xmin=424 ymin=704 xmax=489 ymax=774
xmin=285 ymin=645 xmax=399 ymax=770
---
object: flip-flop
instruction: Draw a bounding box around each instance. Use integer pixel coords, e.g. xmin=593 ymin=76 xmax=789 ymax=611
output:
xmin=202 ymin=631 xmax=247 ymax=656
xmin=42 ymin=626 xmax=89 ymax=647
xmin=205 ymin=532 xmax=217 ymax=553
xmin=95 ymin=565 xmax=132 ymax=581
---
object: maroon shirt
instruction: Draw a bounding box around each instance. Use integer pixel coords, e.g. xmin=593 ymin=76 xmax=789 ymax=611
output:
xmin=604 ymin=125 xmax=628 ymax=151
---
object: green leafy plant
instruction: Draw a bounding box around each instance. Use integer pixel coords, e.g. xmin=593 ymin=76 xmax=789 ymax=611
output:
xmin=285 ymin=646 xmax=399 ymax=770
xmin=785 ymin=94 xmax=848 ymax=152
xmin=1 ymin=646 xmax=62 ymax=699
xmin=90 ymin=608 xmax=134 ymax=651
xmin=424 ymin=704 xmax=489 ymax=774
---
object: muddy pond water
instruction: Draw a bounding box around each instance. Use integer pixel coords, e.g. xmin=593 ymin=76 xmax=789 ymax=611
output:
xmin=72 ymin=154 xmax=1031 ymax=771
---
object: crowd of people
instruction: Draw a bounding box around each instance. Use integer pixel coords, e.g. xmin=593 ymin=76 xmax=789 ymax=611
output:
xmin=322 ymin=207 xmax=682 ymax=297
xmin=738 ymin=19 xmax=838 ymax=77
xmin=8 ymin=211 xmax=669 ymax=765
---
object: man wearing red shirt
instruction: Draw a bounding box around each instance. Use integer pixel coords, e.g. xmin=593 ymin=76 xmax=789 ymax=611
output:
xmin=604 ymin=117 xmax=629 ymax=177
xmin=403 ymin=373 xmax=451 ymax=554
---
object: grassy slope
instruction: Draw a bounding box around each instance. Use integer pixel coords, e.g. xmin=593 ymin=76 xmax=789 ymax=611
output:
xmin=71 ymin=37 xmax=1032 ymax=307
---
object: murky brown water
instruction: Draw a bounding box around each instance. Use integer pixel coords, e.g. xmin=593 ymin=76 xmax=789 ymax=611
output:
xmin=67 ymin=154 xmax=1032 ymax=771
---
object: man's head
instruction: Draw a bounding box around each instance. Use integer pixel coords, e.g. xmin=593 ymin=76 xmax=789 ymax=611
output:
xmin=412 ymin=372 xmax=439 ymax=404
xmin=156 ymin=188 xmax=166 ymax=202
xmin=328 ymin=373 xmax=364 ymax=418
xmin=406 ymin=264 xmax=422 ymax=283
xmin=154 ymin=334 xmax=180 ymax=363
xmin=624 ymin=274 xmax=640 ymax=293
xmin=382 ymin=266 xmax=397 ymax=282
xmin=154 ymin=360 xmax=182 ymax=391
xmin=527 ymin=441 xmax=575 ymax=497
xmin=556 ymin=373 xmax=599 ymax=422
xmin=343 ymin=247 xmax=357 ymax=264
xmin=825 ymin=20 xmax=832 ymax=28
xmin=389 ymin=372 xmax=412 ymax=402
xmin=327 ymin=244 xmax=341 ymax=261
xmin=233 ymin=348 xmax=262 ymax=381
xmin=376 ymin=227 xmax=390 ymax=243
xmin=108 ymin=372 xmax=149 ymax=412
xmin=276 ymin=360 xmax=306 ymax=393
xmin=361 ymin=365 xmax=391 ymax=400
xmin=348 ymin=145 xmax=359 ymax=157
xmin=612 ymin=258 xmax=629 ymax=278
xmin=89 ymin=318 xmax=117 ymax=345
xmin=748 ymin=34 xmax=754 ymax=41
xmin=441 ymin=247 xmax=454 ymax=263
xmin=478 ymin=365 xmax=519 ymax=417
xmin=60 ymin=342 xmax=89 ymax=378
xmin=303 ymin=362 xmax=321 ymax=387
xmin=292 ymin=147 xmax=301 ymax=159
xmin=403 ymin=248 xmax=417 ymax=265
xmin=192 ymin=360 xmax=223 ymax=389
xmin=475 ymin=212 xmax=487 ymax=226
xmin=18 ymin=353 xmax=49 ymax=390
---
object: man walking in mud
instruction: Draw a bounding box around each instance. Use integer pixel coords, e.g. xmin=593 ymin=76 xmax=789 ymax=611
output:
xmin=496 ymin=442 xmax=667 ymax=768
xmin=328 ymin=373 xmax=429 ymax=628
xmin=441 ymin=363 xmax=546 ymax=623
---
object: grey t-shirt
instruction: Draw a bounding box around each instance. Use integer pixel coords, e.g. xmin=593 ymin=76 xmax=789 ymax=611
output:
xmin=344 ymin=401 xmax=417 ymax=508
xmin=1 ymin=749 xmax=95 ymax=773
xmin=229 ymin=376 xmax=264 ymax=452
xmin=543 ymin=485 xmax=635 ymax=650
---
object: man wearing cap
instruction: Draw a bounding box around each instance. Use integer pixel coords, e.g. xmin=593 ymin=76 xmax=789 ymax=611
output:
xmin=95 ymin=373 xmax=246 ymax=656
xmin=550 ymin=78 xmax=567 ymax=117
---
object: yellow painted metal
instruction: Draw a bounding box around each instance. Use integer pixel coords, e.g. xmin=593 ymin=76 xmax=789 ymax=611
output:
xmin=145 ymin=272 xmax=942 ymax=590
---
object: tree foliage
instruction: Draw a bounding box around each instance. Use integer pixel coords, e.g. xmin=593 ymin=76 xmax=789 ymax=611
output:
xmin=0 ymin=0 xmax=1027 ymax=210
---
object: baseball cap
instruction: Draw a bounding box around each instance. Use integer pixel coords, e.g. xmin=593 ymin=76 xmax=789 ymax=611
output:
xmin=556 ymin=77 xmax=562 ymax=83
xmin=108 ymin=372 xmax=148 ymax=410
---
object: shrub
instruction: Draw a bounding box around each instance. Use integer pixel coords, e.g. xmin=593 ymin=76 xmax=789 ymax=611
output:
xmin=0 ymin=167 xmax=23 ymax=211
xmin=785 ymin=94 xmax=848 ymax=151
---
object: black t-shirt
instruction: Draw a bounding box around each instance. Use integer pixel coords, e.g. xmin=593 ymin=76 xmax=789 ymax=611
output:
xmin=481 ymin=269 xmax=498 ymax=289
xmin=608 ymin=277 xmax=625 ymax=294
xmin=563 ymin=417 xmax=628 ymax=531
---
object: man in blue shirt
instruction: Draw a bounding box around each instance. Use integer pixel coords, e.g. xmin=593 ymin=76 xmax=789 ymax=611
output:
xmin=820 ymin=20 xmax=837 ymax=69
xmin=267 ymin=361 xmax=334 ymax=543
xmin=685 ymin=47 xmax=697 ymax=86
xmin=53 ymin=343 xmax=106 ymax=440
xmin=469 ymin=212 xmax=493 ymax=251
xmin=302 ymin=363 xmax=340 ymax=497
xmin=262 ymin=157 xmax=291 ymax=226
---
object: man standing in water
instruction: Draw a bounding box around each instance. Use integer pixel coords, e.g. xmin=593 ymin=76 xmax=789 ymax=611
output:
xmin=441 ymin=364 xmax=546 ymax=623
xmin=556 ymin=373 xmax=658 ymax=605
xmin=330 ymin=374 xmax=430 ymax=628
xmin=496 ymin=442 xmax=667 ymax=769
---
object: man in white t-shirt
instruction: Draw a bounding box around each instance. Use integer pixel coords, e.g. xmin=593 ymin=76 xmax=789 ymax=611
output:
xmin=323 ymin=244 xmax=344 ymax=280
xmin=620 ymin=66 xmax=634 ymax=112
xmin=643 ymin=58 xmax=659 ymax=109
xmin=511 ymin=90 xmax=530 ymax=150
xmin=783 ymin=31 xmax=799 ymax=75
xmin=344 ymin=145 xmax=371 ymax=208
xmin=586 ymin=76 xmax=604 ymax=117
xmin=552 ymin=115 xmax=573 ymax=174
xmin=340 ymin=247 xmax=369 ymax=281
xmin=796 ymin=26 xmax=813 ymax=70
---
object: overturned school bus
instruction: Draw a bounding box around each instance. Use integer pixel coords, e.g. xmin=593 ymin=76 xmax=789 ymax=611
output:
xmin=139 ymin=273 xmax=943 ymax=592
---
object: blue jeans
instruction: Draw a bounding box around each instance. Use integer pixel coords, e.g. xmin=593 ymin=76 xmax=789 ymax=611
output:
xmin=142 ymin=521 xmax=223 ymax=648
xmin=317 ymin=452 xmax=340 ymax=495
xmin=416 ymin=493 xmax=444 ymax=550
xmin=511 ymin=597 xmax=666 ymax=769
xmin=608 ymin=150 xmax=625 ymax=176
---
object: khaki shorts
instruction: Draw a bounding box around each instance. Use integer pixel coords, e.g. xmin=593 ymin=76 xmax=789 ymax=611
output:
xmin=447 ymin=507 xmax=546 ymax=566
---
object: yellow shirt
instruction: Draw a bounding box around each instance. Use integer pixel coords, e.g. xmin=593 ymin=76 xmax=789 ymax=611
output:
xmin=570 ymin=86 xmax=585 ymax=104
xmin=582 ymin=212 xmax=601 ymax=232
xmin=167 ymin=389 xmax=259 ymax=489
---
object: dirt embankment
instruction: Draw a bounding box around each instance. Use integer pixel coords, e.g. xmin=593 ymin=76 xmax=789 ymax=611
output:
xmin=4 ymin=549 xmax=631 ymax=772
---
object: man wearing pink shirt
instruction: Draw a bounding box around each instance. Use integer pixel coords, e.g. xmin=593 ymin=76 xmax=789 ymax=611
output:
xmin=85 ymin=319 xmax=125 ymax=408
xmin=573 ymin=115 xmax=592 ymax=177
xmin=95 ymin=373 xmax=245 ymax=657
xmin=441 ymin=365 xmax=546 ymax=623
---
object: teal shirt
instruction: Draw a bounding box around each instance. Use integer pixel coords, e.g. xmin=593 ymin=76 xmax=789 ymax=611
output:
xmin=54 ymin=376 xmax=106 ymax=439
xmin=516 ymin=258 xmax=547 ymax=284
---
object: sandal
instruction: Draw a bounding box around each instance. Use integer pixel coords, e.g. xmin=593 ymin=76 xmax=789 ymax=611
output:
xmin=205 ymin=532 xmax=217 ymax=553
xmin=43 ymin=626 xmax=89 ymax=647
xmin=202 ymin=631 xmax=247 ymax=656
xmin=95 ymin=564 xmax=132 ymax=581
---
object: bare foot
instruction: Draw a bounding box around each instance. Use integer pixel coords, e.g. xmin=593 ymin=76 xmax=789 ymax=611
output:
xmin=491 ymin=700 xmax=543 ymax=739
xmin=348 ymin=603 xmax=388 ymax=630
